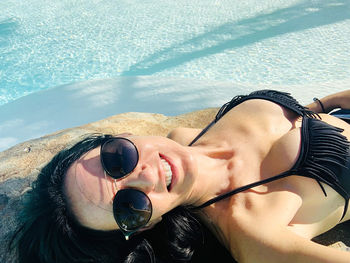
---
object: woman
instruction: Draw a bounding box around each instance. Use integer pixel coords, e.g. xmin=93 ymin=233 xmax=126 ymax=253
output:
xmin=10 ymin=89 xmax=350 ymax=263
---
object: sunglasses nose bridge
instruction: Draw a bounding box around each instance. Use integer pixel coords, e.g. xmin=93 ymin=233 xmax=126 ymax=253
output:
xmin=118 ymin=164 xmax=155 ymax=193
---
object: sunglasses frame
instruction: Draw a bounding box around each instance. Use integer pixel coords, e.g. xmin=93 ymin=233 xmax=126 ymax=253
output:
xmin=100 ymin=137 xmax=140 ymax=180
xmin=112 ymin=188 xmax=153 ymax=240
xmin=100 ymin=137 xmax=153 ymax=240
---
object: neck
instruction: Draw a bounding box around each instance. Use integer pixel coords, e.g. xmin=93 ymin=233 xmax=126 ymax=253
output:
xmin=186 ymin=142 xmax=236 ymax=208
xmin=184 ymin=141 xmax=239 ymax=256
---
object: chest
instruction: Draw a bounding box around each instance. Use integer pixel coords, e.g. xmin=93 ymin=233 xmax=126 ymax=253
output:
xmin=203 ymin=101 xmax=302 ymax=188
xmin=202 ymin=106 xmax=348 ymax=229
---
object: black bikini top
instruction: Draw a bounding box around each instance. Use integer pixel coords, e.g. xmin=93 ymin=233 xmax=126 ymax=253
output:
xmin=190 ymin=90 xmax=350 ymax=220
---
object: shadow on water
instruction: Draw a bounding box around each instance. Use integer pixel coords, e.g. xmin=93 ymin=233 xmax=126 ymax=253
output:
xmin=0 ymin=75 xmax=241 ymax=151
xmin=111 ymin=1 xmax=350 ymax=118
xmin=0 ymin=18 xmax=19 ymax=48
xmin=121 ymin=0 xmax=350 ymax=76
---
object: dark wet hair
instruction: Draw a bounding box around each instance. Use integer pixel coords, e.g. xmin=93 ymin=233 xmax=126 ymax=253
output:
xmin=9 ymin=134 xmax=232 ymax=263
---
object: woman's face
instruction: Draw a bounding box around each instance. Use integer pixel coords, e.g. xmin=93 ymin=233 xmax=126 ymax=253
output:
xmin=64 ymin=135 xmax=197 ymax=231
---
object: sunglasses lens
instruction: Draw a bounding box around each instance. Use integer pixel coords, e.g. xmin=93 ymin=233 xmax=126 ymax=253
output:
xmin=101 ymin=138 xmax=138 ymax=179
xmin=113 ymin=189 xmax=152 ymax=231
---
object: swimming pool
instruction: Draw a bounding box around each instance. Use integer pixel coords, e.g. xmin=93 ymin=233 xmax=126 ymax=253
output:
xmin=1 ymin=0 xmax=350 ymax=106
xmin=0 ymin=0 xmax=350 ymax=152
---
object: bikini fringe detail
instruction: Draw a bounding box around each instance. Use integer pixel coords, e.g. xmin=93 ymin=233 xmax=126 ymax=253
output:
xmin=215 ymin=90 xmax=318 ymax=121
xmin=300 ymin=118 xmax=350 ymax=220
xmin=192 ymin=89 xmax=318 ymax=146
xmin=191 ymin=90 xmax=350 ymax=221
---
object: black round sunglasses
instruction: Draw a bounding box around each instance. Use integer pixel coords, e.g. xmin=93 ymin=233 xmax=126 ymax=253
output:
xmin=100 ymin=137 xmax=152 ymax=240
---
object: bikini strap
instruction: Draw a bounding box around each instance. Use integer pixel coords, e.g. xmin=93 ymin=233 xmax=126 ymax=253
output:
xmin=215 ymin=90 xmax=317 ymax=120
xmin=192 ymin=171 xmax=293 ymax=210
xmin=188 ymin=89 xmax=316 ymax=146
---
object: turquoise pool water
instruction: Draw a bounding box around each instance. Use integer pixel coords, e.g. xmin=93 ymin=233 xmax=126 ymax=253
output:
xmin=1 ymin=0 xmax=350 ymax=106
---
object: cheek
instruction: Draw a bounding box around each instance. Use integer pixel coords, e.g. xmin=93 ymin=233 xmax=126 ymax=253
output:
xmin=75 ymin=164 xmax=115 ymax=208
xmin=74 ymin=197 xmax=118 ymax=231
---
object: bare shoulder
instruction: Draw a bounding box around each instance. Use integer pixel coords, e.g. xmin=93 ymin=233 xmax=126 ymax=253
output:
xmin=221 ymin=190 xmax=303 ymax=262
xmin=167 ymin=127 xmax=203 ymax=146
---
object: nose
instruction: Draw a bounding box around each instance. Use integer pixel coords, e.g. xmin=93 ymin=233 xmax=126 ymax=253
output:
xmin=116 ymin=163 xmax=155 ymax=193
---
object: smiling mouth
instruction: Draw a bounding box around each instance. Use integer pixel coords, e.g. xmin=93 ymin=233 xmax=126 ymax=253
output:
xmin=160 ymin=157 xmax=173 ymax=189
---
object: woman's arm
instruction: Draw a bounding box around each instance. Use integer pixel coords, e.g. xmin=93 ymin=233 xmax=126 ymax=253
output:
xmin=229 ymin=189 xmax=350 ymax=263
xmin=237 ymin=225 xmax=350 ymax=263
xmin=306 ymin=90 xmax=350 ymax=113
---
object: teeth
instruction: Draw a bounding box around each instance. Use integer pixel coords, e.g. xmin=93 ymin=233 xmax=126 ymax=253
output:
xmin=161 ymin=158 xmax=172 ymax=187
